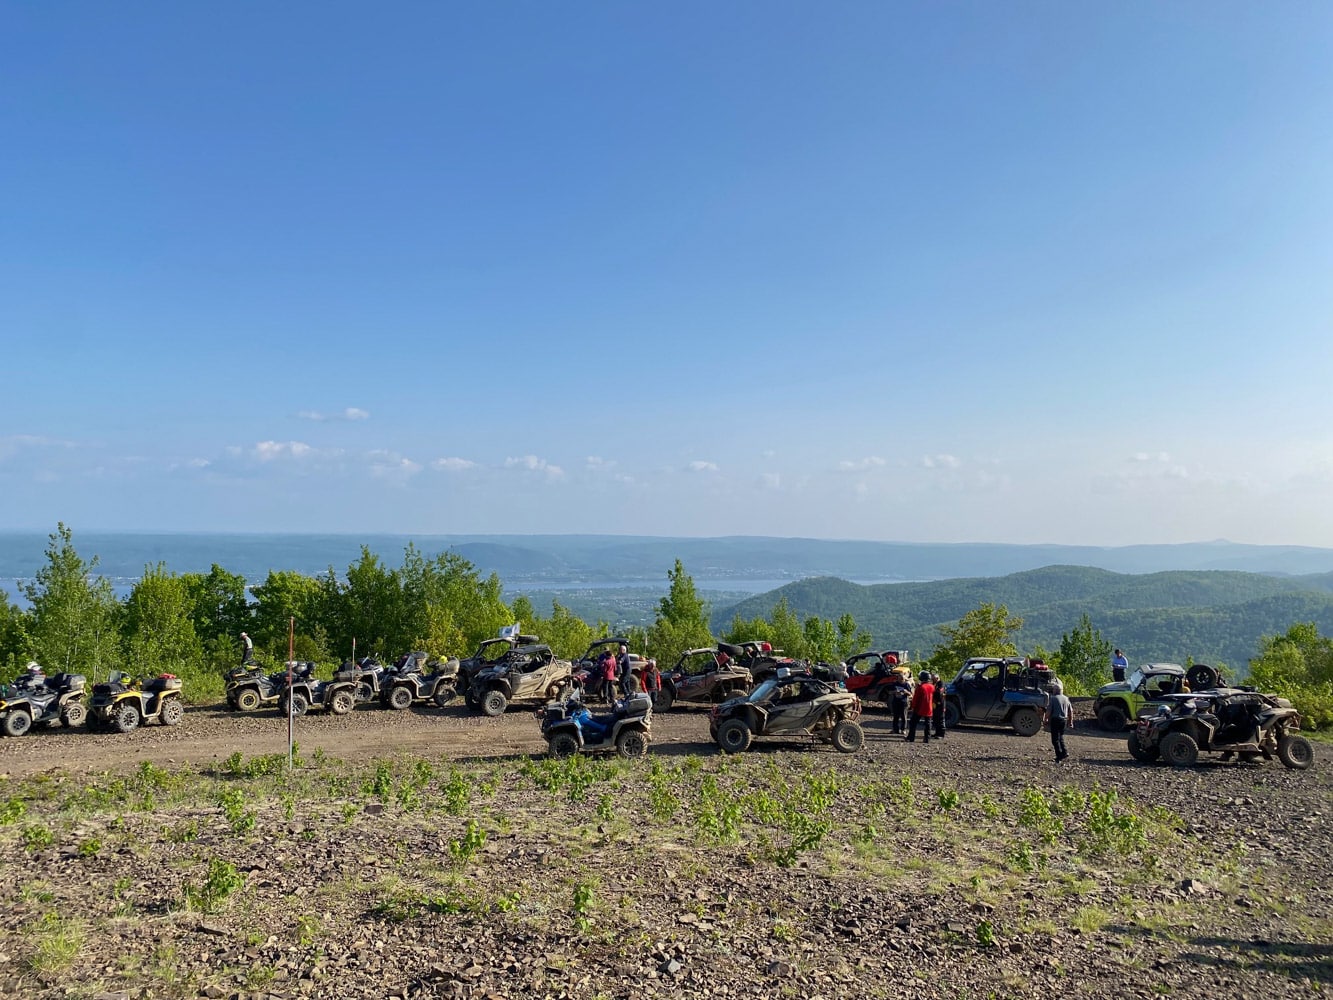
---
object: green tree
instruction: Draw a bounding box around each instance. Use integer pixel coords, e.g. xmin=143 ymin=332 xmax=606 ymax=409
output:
xmin=22 ymin=524 xmax=121 ymax=676
xmin=1054 ymin=614 xmax=1112 ymax=695
xmin=647 ymin=560 xmax=714 ymax=667
xmin=122 ymin=564 xmax=205 ymax=679
xmin=766 ymin=597 xmax=807 ymax=658
xmin=929 ymin=602 xmax=1024 ymax=675
xmin=181 ymin=564 xmax=252 ymax=644
xmin=250 ymin=570 xmax=329 ymax=661
xmin=1248 ymin=622 xmax=1333 ymax=728
xmin=835 ymin=613 xmax=872 ymax=662
xmin=0 ymin=592 xmax=30 ymax=675
xmin=719 ymin=613 xmax=772 ymax=647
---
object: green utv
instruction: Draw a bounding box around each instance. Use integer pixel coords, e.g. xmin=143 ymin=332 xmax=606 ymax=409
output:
xmin=1092 ymin=663 xmax=1223 ymax=731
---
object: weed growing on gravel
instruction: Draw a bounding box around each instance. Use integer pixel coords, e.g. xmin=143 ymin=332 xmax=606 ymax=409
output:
xmin=366 ymin=761 xmax=394 ymax=803
xmin=937 ymin=788 xmax=960 ymax=812
xmin=596 ymin=792 xmax=616 ymax=823
xmin=449 ymin=820 xmax=487 ymax=865
xmin=25 ymin=911 xmax=84 ymax=973
xmin=294 ymin=913 xmax=321 ymax=945
xmin=441 ymin=768 xmax=473 ymax=815
xmin=182 ymin=858 xmax=245 ymax=914
xmin=0 ymin=796 xmax=27 ymax=824
xmin=572 ymin=878 xmax=597 ymax=932
xmin=694 ymin=775 xmax=741 ymax=844
xmin=1080 ymin=789 xmax=1146 ymax=857
xmin=224 ymin=751 xmax=288 ymax=778
xmin=523 ymin=754 xmax=619 ymax=803
xmin=77 ymin=837 xmax=101 ymax=857
xmin=1071 ymin=907 xmax=1108 ymax=934
xmin=22 ymin=824 xmax=54 ymax=851
xmin=975 ymin=919 xmax=996 ymax=947
xmin=217 ymin=788 xmax=256 ymax=835
xmin=1018 ymin=788 xmax=1063 ymax=844
xmin=976 ymin=793 xmax=1002 ymax=818
xmin=165 ymin=818 xmax=199 ymax=843
xmin=647 ymin=761 xmax=681 ymax=821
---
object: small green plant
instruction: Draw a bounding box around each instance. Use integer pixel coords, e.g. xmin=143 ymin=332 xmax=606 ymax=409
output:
xmin=1018 ymin=788 xmax=1063 ymax=845
xmin=294 ymin=913 xmax=321 ymax=946
xmin=647 ymin=762 xmax=681 ymax=821
xmin=22 ymin=825 xmax=54 ymax=851
xmin=449 ymin=820 xmax=487 ymax=865
xmin=937 ymin=788 xmax=960 ymax=812
xmin=0 ymin=796 xmax=27 ymax=825
xmin=977 ymin=794 xmax=1002 ymax=818
xmin=494 ymin=890 xmax=520 ymax=913
xmin=166 ymin=818 xmax=199 ymax=843
xmin=441 ymin=769 xmax=473 ymax=815
xmin=366 ymin=761 xmax=394 ymax=803
xmin=976 ymin=920 xmax=997 ymax=947
xmin=77 ymin=837 xmax=102 ymax=858
xmin=1081 ymin=789 xmax=1146 ymax=857
xmin=217 ymin=788 xmax=256 ymax=835
xmin=596 ymin=792 xmax=616 ymax=823
xmin=26 ymin=911 xmax=85 ymax=973
xmin=572 ymin=878 xmax=597 ymax=932
xmin=182 ymin=859 xmax=245 ymax=914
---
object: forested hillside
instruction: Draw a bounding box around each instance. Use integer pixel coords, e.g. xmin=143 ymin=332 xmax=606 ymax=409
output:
xmin=712 ymin=566 xmax=1333 ymax=667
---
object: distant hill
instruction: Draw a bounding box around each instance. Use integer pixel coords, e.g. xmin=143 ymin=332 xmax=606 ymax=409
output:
xmin=4 ymin=532 xmax=1333 ymax=584
xmin=710 ymin=566 xmax=1333 ymax=667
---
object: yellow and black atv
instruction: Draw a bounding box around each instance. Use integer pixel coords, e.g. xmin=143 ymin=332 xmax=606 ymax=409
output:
xmin=88 ymin=670 xmax=185 ymax=733
xmin=0 ymin=673 xmax=88 ymax=736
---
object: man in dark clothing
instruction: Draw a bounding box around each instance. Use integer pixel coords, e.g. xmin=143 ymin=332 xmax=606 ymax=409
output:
xmin=888 ymin=673 xmax=911 ymax=734
xmin=907 ymin=671 xmax=935 ymax=744
xmin=240 ymin=632 xmax=256 ymax=666
xmin=1045 ymin=680 xmax=1073 ymax=762
xmin=1111 ymin=649 xmax=1128 ymax=683
xmin=617 ymin=644 xmax=635 ymax=696
xmin=931 ymin=672 xmax=947 ymax=738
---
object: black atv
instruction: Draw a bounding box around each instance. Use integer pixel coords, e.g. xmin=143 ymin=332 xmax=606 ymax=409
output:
xmin=0 ymin=673 xmax=88 ymax=736
xmin=224 ymin=664 xmax=290 ymax=712
xmin=381 ymin=651 xmax=460 ymax=710
xmin=275 ymin=662 xmax=358 ymax=717
xmin=88 ymin=671 xmax=186 ymax=733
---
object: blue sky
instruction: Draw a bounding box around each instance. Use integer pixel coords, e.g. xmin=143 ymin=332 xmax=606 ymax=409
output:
xmin=3 ymin=2 xmax=1332 ymax=545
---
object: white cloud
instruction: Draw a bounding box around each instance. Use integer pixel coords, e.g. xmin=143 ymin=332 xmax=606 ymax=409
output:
xmin=297 ymin=407 xmax=370 ymax=422
xmin=432 ymin=457 xmax=476 ymax=472
xmin=506 ymin=455 xmax=565 ymax=479
xmin=688 ymin=460 xmax=719 ymax=473
xmin=253 ymin=440 xmax=313 ymax=461
xmin=586 ymin=456 xmax=616 ymax=471
xmin=837 ymin=456 xmax=886 ymax=472
xmin=760 ymin=472 xmax=781 ymax=490
xmin=0 ymin=434 xmax=76 ymax=461
xmin=760 ymin=449 xmax=777 ymax=458
xmin=1132 ymin=451 xmax=1172 ymax=463
xmin=368 ymin=450 xmax=422 ymax=481
xmin=187 ymin=458 xmax=210 ymax=469
xmin=921 ymin=454 xmax=961 ymax=469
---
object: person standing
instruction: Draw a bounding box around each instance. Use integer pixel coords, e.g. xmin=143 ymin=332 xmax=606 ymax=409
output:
xmin=240 ymin=631 xmax=256 ymax=666
xmin=1111 ymin=649 xmax=1128 ymax=683
xmin=888 ymin=671 xmax=911 ymax=735
xmin=600 ymin=650 xmax=618 ymax=705
xmin=1045 ymin=679 xmax=1073 ymax=763
xmin=642 ymin=657 xmax=661 ymax=706
xmin=931 ymin=672 xmax=947 ymax=738
xmin=907 ymin=670 xmax=935 ymax=744
xmin=617 ymin=643 xmax=636 ymax=696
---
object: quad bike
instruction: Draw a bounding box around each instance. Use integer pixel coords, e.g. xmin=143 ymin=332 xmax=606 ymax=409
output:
xmin=275 ymin=662 xmax=359 ymax=717
xmin=1129 ymin=688 xmax=1313 ymax=770
xmin=88 ymin=671 xmax=185 ymax=733
xmin=709 ymin=666 xmax=864 ymax=754
xmin=468 ymin=642 xmax=573 ymax=717
xmin=539 ymin=690 xmax=652 ymax=759
xmin=0 ymin=672 xmax=87 ymax=736
xmin=224 ymin=664 xmax=291 ymax=712
xmin=382 ymin=651 xmax=461 ymax=709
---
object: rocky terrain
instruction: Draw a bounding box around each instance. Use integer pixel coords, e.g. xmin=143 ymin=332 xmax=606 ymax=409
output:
xmin=0 ymin=701 xmax=1328 ymax=999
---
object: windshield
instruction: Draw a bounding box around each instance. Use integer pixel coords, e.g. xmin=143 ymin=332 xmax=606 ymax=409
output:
xmin=1125 ymin=668 xmax=1146 ymax=690
xmin=747 ymin=678 xmax=778 ymax=703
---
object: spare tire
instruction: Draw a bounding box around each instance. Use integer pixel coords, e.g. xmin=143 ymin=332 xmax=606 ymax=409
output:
xmin=1187 ymin=664 xmax=1220 ymax=691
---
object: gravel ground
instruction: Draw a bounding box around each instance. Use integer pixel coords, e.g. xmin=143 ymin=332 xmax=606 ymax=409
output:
xmin=0 ymin=699 xmax=1328 ymax=1000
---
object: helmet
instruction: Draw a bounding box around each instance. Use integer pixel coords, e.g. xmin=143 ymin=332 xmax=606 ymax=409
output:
xmin=885 ymin=654 xmax=898 ymax=665
xmin=919 ymin=670 xmax=930 ymax=683
xmin=25 ymin=662 xmax=42 ymax=675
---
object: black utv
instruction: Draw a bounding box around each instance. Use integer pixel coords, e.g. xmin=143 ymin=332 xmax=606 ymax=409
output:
xmin=0 ymin=672 xmax=88 ymax=736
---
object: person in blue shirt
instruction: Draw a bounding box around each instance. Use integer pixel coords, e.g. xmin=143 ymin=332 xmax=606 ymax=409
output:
xmin=1111 ymin=649 xmax=1128 ymax=683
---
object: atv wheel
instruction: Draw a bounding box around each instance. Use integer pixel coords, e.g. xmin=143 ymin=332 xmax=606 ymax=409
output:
xmin=113 ymin=702 xmax=141 ymax=734
xmin=464 ymin=688 xmax=479 ymax=710
xmin=61 ymin=701 xmax=87 ymax=729
xmin=2 ymin=710 xmax=32 ymax=738
xmin=1186 ymin=663 xmax=1220 ymax=691
xmin=716 ymin=718 xmax=752 ymax=754
xmin=388 ymin=686 xmax=414 ymax=711
xmin=1278 ymin=734 xmax=1314 ymax=771
xmin=1126 ymin=729 xmax=1159 ymax=763
xmin=616 ymin=728 xmax=650 ymax=760
xmin=159 ymin=697 xmax=184 ymax=727
xmin=235 ymin=688 xmax=262 ymax=712
xmin=548 ymin=733 xmax=580 ymax=758
xmin=1097 ymin=704 xmax=1129 ymax=731
xmin=1011 ymin=707 xmax=1042 ymax=737
xmin=1160 ymin=731 xmax=1199 ymax=768
xmin=330 ymin=690 xmax=355 ymax=716
xmin=831 ymin=720 xmax=865 ymax=754
xmin=432 ymin=685 xmax=456 ymax=709
xmin=287 ymin=693 xmax=310 ymax=718
xmin=356 ymin=683 xmax=375 ymax=703
xmin=654 ymin=687 xmax=675 ymax=712
xmin=943 ymin=700 xmax=961 ymax=729
xmin=480 ymin=689 xmax=508 ymax=717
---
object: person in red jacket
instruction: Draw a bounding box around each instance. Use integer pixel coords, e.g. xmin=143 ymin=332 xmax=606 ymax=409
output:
xmin=907 ymin=670 xmax=935 ymax=744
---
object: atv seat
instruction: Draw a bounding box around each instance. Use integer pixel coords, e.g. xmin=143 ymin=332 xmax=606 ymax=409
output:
xmin=622 ymin=693 xmax=652 ymax=717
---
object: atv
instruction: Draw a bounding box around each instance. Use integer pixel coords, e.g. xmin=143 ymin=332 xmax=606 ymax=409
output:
xmin=457 ymin=628 xmax=545 ymax=701
xmin=709 ymin=666 xmax=864 ymax=754
xmin=1092 ymin=662 xmax=1219 ymax=730
xmin=275 ymin=662 xmax=359 ymax=718
xmin=1129 ymin=688 xmax=1313 ymax=770
xmin=224 ymin=664 xmax=291 ymax=712
xmin=0 ymin=672 xmax=88 ymax=736
xmin=655 ymin=645 xmax=754 ymax=712
xmin=88 ymin=671 xmax=185 ymax=733
xmin=539 ymin=690 xmax=652 ymax=759
xmin=468 ymin=642 xmax=573 ymax=717
xmin=941 ymin=657 xmax=1053 ymax=736
xmin=382 ymin=651 xmax=461 ymax=709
